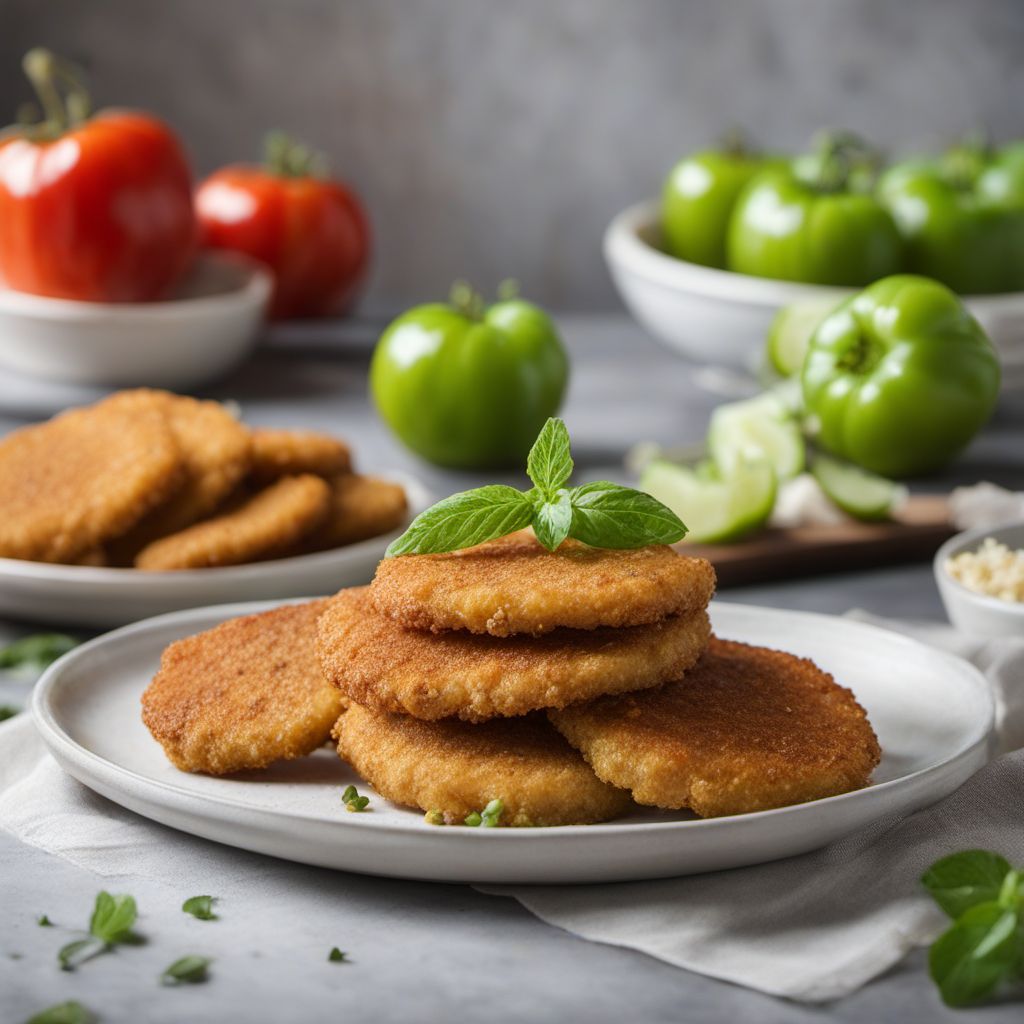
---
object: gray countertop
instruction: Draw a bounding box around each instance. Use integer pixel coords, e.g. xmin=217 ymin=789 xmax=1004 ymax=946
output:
xmin=3 ymin=315 xmax=1022 ymax=1023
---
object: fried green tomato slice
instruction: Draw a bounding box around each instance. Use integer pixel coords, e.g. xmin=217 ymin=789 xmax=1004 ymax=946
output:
xmin=317 ymin=587 xmax=711 ymax=721
xmin=334 ymin=703 xmax=632 ymax=826
xmin=142 ymin=599 xmax=341 ymax=775
xmin=371 ymin=531 xmax=716 ymax=636
xmin=550 ymin=638 xmax=881 ymax=818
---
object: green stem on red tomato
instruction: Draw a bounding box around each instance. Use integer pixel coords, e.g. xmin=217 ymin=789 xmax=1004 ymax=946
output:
xmin=263 ymin=130 xmax=327 ymax=179
xmin=21 ymin=48 xmax=91 ymax=139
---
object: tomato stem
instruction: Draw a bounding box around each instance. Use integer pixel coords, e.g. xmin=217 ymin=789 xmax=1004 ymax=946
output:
xmin=264 ymin=131 xmax=328 ymax=178
xmin=806 ymin=131 xmax=878 ymax=194
xmin=19 ymin=48 xmax=91 ymax=140
xmin=449 ymin=280 xmax=486 ymax=320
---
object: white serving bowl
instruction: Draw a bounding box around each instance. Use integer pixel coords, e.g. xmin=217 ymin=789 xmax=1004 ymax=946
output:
xmin=0 ymin=251 xmax=272 ymax=389
xmin=934 ymin=519 xmax=1024 ymax=637
xmin=604 ymin=199 xmax=1024 ymax=390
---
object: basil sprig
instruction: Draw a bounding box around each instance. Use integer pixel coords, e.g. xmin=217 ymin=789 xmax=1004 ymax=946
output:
xmin=923 ymin=849 xmax=1024 ymax=1007
xmin=386 ymin=418 xmax=687 ymax=556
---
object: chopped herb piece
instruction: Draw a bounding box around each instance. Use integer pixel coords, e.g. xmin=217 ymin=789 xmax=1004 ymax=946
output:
xmin=38 ymin=914 xmax=53 ymax=927
xmin=424 ymin=809 xmax=444 ymax=826
xmin=58 ymin=891 xmax=139 ymax=971
xmin=182 ymin=895 xmax=217 ymax=921
xmin=480 ymin=798 xmax=504 ymax=828
xmin=161 ymin=954 xmax=211 ymax=985
xmin=328 ymin=947 xmax=348 ymax=963
xmin=464 ymin=812 xmax=482 ymax=827
xmin=26 ymin=1000 xmax=96 ymax=1024
xmin=58 ymin=937 xmax=105 ymax=971
xmin=0 ymin=705 xmax=19 ymax=722
xmin=342 ymin=784 xmax=370 ymax=812
xmin=0 ymin=633 xmax=78 ymax=672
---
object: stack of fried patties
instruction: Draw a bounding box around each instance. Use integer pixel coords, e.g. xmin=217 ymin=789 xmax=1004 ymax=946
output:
xmin=316 ymin=531 xmax=717 ymax=826
xmin=0 ymin=388 xmax=407 ymax=568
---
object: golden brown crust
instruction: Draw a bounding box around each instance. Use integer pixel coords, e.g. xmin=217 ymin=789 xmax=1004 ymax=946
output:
xmin=0 ymin=398 xmax=183 ymax=563
xmin=317 ymin=588 xmax=711 ymax=721
xmin=334 ymin=704 xmax=632 ymax=826
xmin=371 ymin=531 xmax=716 ymax=636
xmin=142 ymin=600 xmax=341 ymax=775
xmin=307 ymin=475 xmax=408 ymax=550
xmin=105 ymin=390 xmax=251 ymax=561
xmin=249 ymin=428 xmax=351 ymax=483
xmin=135 ymin=474 xmax=330 ymax=570
xmin=549 ymin=638 xmax=881 ymax=818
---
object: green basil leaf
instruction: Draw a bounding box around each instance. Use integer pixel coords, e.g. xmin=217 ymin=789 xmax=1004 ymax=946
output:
xmin=89 ymin=891 xmax=137 ymax=944
xmin=386 ymin=486 xmax=533 ymax=557
xmin=568 ymin=482 xmax=687 ymax=548
xmin=923 ymin=850 xmax=1013 ymax=919
xmin=0 ymin=633 xmax=78 ymax=672
xmin=532 ymin=491 xmax=573 ymax=551
xmin=928 ymin=901 xmax=1020 ymax=1007
xmin=182 ymin=895 xmax=217 ymax=920
xmin=58 ymin=936 xmax=106 ymax=972
xmin=161 ymin=954 xmax=212 ymax=985
xmin=27 ymin=1001 xmax=96 ymax=1024
xmin=526 ymin=418 xmax=573 ymax=498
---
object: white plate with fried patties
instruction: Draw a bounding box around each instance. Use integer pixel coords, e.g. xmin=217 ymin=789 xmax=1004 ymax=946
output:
xmin=31 ymin=600 xmax=993 ymax=884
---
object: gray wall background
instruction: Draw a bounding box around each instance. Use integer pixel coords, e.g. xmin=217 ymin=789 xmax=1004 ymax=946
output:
xmin=2 ymin=0 xmax=1023 ymax=310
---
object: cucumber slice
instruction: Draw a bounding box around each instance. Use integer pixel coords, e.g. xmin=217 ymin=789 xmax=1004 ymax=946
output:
xmin=640 ymin=457 xmax=777 ymax=544
xmin=810 ymin=453 xmax=908 ymax=522
xmin=766 ymin=297 xmax=844 ymax=377
xmin=708 ymin=395 xmax=805 ymax=481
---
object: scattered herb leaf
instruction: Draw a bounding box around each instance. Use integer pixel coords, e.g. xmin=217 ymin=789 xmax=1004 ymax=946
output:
xmin=26 ymin=1001 xmax=96 ymax=1024
xmin=328 ymin=947 xmax=348 ymax=963
xmin=0 ymin=633 xmax=78 ymax=672
xmin=342 ymin=784 xmax=370 ymax=812
xmin=480 ymin=798 xmax=504 ymax=828
xmin=38 ymin=914 xmax=53 ymax=927
xmin=922 ymin=849 xmax=1024 ymax=1007
xmin=58 ymin=891 xmax=139 ymax=971
xmin=463 ymin=811 xmax=482 ymax=827
xmin=182 ymin=895 xmax=217 ymax=921
xmin=161 ymin=954 xmax=211 ymax=985
xmin=58 ymin=937 xmax=105 ymax=971
xmin=386 ymin=419 xmax=686 ymax=556
xmin=0 ymin=705 xmax=19 ymax=722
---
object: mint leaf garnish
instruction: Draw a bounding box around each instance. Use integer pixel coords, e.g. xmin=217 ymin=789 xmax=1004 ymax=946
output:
xmin=386 ymin=419 xmax=687 ymax=556
xmin=0 ymin=633 xmax=78 ymax=672
xmin=923 ymin=850 xmax=1013 ymax=919
xmin=27 ymin=1001 xmax=96 ymax=1024
xmin=385 ymin=486 xmax=533 ymax=557
xmin=58 ymin=891 xmax=139 ymax=971
xmin=526 ymin=417 xmax=573 ymax=498
xmin=922 ymin=849 xmax=1024 ymax=1007
xmin=182 ymin=895 xmax=217 ymax=921
xmin=161 ymin=955 xmax=211 ymax=985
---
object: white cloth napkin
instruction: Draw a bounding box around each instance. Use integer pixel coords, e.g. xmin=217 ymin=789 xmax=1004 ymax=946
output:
xmin=1 ymin=616 xmax=1022 ymax=1003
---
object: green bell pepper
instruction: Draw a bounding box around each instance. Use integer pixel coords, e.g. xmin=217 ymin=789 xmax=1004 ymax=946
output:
xmin=878 ymin=144 xmax=1024 ymax=294
xmin=370 ymin=284 xmax=569 ymax=469
xmin=661 ymin=139 xmax=771 ymax=268
xmin=727 ymin=135 xmax=903 ymax=286
xmin=802 ymin=275 xmax=1000 ymax=477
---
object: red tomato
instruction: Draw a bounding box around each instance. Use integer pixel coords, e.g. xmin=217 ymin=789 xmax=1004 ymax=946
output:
xmin=196 ymin=159 xmax=370 ymax=320
xmin=0 ymin=112 xmax=196 ymax=303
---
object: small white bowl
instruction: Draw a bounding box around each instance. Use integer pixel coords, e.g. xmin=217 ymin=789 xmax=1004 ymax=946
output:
xmin=0 ymin=251 xmax=272 ymax=390
xmin=604 ymin=199 xmax=1024 ymax=389
xmin=934 ymin=520 xmax=1024 ymax=637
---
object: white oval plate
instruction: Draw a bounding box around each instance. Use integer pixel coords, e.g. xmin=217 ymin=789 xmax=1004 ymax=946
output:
xmin=32 ymin=600 xmax=993 ymax=884
xmin=0 ymin=473 xmax=431 ymax=629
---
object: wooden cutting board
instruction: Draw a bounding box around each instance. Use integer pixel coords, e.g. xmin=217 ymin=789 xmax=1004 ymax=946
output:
xmin=679 ymin=494 xmax=953 ymax=587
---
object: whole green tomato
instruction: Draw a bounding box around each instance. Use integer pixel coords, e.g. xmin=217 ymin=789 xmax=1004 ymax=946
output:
xmin=878 ymin=146 xmax=1024 ymax=294
xmin=370 ymin=285 xmax=569 ymax=469
xmin=802 ymin=275 xmax=1000 ymax=477
xmin=728 ymin=136 xmax=902 ymax=286
xmin=661 ymin=143 xmax=770 ymax=268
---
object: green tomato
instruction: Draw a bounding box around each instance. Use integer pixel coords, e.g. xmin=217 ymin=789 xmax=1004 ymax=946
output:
xmin=801 ymin=275 xmax=1000 ymax=477
xmin=370 ymin=294 xmax=569 ymax=469
xmin=727 ymin=164 xmax=903 ymax=286
xmin=661 ymin=149 xmax=767 ymax=268
xmin=878 ymin=147 xmax=1024 ymax=294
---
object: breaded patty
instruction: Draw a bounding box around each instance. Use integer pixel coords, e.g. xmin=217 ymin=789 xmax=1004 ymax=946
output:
xmin=250 ymin=428 xmax=351 ymax=483
xmin=0 ymin=399 xmax=182 ymax=563
xmin=549 ymin=638 xmax=881 ymax=818
xmin=142 ymin=600 xmax=341 ymax=775
xmin=106 ymin=390 xmax=251 ymax=561
xmin=135 ymin=474 xmax=330 ymax=570
xmin=334 ymin=704 xmax=632 ymax=826
xmin=318 ymin=588 xmax=711 ymax=721
xmin=308 ymin=475 xmax=408 ymax=550
xmin=371 ymin=531 xmax=715 ymax=637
